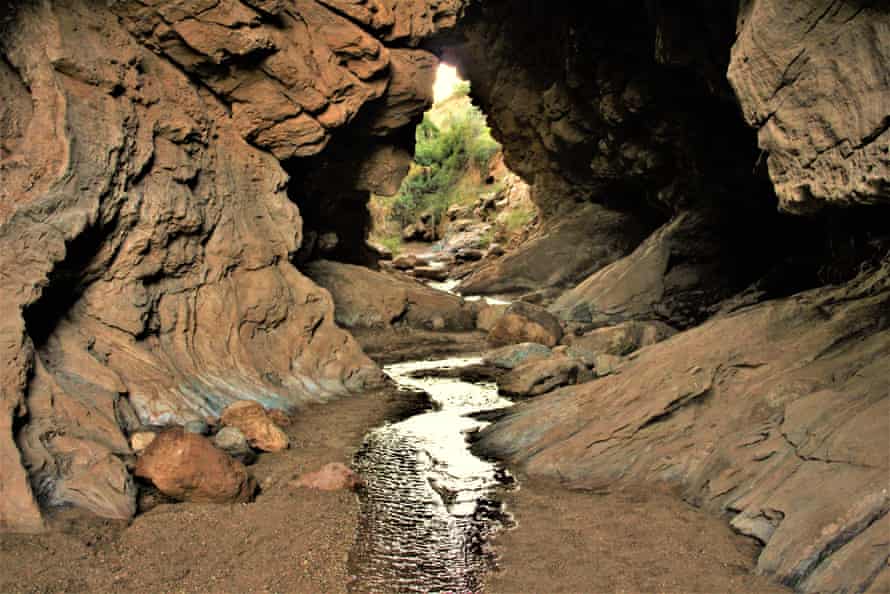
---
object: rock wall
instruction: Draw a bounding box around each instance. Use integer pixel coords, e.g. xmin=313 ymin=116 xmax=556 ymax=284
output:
xmin=0 ymin=0 xmax=467 ymax=531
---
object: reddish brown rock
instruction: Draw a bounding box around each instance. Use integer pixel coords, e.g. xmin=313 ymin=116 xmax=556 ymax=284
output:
xmin=266 ymin=408 xmax=294 ymax=428
xmin=290 ymin=462 xmax=364 ymax=491
xmin=220 ymin=401 xmax=289 ymax=453
xmin=497 ymin=356 xmax=586 ymax=398
xmin=488 ymin=302 xmax=564 ymax=348
xmin=134 ymin=429 xmax=256 ymax=504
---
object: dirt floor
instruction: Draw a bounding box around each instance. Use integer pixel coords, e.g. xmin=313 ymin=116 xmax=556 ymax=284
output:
xmin=487 ymin=477 xmax=790 ymax=594
xmin=1 ymin=344 xmax=790 ymax=594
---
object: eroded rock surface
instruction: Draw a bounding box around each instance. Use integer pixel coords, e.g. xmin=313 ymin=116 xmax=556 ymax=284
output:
xmin=476 ymin=259 xmax=890 ymax=592
xmin=0 ymin=0 xmax=463 ymax=529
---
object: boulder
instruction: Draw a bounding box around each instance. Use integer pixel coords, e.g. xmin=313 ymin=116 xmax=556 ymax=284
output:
xmin=266 ymin=408 xmax=294 ymax=428
xmin=563 ymin=320 xmax=678 ymax=362
xmin=497 ymin=356 xmax=586 ymax=398
xmin=392 ymin=254 xmax=420 ymax=270
xmin=220 ymin=401 xmax=289 ymax=453
xmin=212 ymin=426 xmax=255 ymax=464
xmin=593 ymin=353 xmax=623 ymax=377
xmin=305 ymin=260 xmax=475 ymax=331
xmin=412 ymin=266 xmax=449 ymax=282
xmin=290 ymin=462 xmax=364 ymax=491
xmin=134 ymin=429 xmax=256 ymax=504
xmin=488 ymin=302 xmax=564 ymax=347
xmin=458 ymin=203 xmax=652 ymax=298
xmin=455 ymin=248 xmax=485 ymax=262
xmin=484 ymin=343 xmax=553 ymax=370
xmin=475 ymin=303 xmax=509 ymax=332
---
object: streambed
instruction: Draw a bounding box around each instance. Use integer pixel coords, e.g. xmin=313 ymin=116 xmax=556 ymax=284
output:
xmin=348 ymin=357 xmax=515 ymax=593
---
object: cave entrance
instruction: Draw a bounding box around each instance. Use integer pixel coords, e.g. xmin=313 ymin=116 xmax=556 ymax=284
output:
xmin=368 ymin=63 xmax=536 ymax=266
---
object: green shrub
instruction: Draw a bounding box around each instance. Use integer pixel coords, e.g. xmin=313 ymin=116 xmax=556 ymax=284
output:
xmin=389 ymin=87 xmax=501 ymax=230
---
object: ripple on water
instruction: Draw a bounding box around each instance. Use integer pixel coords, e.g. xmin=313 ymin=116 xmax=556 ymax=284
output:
xmin=348 ymin=358 xmax=515 ymax=594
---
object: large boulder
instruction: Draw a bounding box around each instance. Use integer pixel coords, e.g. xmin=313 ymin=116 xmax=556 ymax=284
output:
xmin=220 ymin=401 xmax=289 ymax=453
xmin=305 ymin=260 xmax=475 ymax=331
xmin=134 ymin=429 xmax=256 ymax=504
xmin=488 ymin=302 xmax=564 ymax=347
xmin=458 ymin=203 xmax=653 ymax=298
xmin=497 ymin=356 xmax=587 ymax=398
xmin=563 ymin=320 xmax=678 ymax=363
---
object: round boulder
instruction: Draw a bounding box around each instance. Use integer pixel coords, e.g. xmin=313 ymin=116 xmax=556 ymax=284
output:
xmin=134 ymin=428 xmax=256 ymax=504
xmin=488 ymin=301 xmax=564 ymax=347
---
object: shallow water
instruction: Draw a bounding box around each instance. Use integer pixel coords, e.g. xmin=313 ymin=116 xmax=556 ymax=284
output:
xmin=348 ymin=357 xmax=515 ymax=594
xmin=427 ymin=279 xmax=512 ymax=306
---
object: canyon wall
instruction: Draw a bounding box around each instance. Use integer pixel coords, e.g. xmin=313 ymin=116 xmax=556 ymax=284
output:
xmin=0 ymin=0 xmax=467 ymax=531
xmin=1 ymin=1 xmax=888 ymax=591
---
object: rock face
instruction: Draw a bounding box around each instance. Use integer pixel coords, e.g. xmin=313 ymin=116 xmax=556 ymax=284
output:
xmin=488 ymin=302 xmax=564 ymax=348
xmin=220 ymin=401 xmax=289 ymax=453
xmin=476 ymin=259 xmax=890 ymax=592
xmin=134 ymin=429 xmax=256 ymax=504
xmin=728 ymin=1 xmax=890 ymax=213
xmin=0 ymin=0 xmax=465 ymax=529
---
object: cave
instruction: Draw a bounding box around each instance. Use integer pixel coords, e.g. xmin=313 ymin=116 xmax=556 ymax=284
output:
xmin=0 ymin=1 xmax=888 ymax=592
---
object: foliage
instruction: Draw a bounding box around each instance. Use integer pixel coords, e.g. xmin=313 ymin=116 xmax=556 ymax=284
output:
xmin=502 ymin=206 xmax=537 ymax=233
xmin=377 ymin=233 xmax=403 ymax=256
xmin=389 ymin=88 xmax=501 ymax=229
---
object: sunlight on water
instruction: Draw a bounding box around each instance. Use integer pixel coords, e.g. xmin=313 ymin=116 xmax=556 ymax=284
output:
xmin=348 ymin=358 xmax=514 ymax=594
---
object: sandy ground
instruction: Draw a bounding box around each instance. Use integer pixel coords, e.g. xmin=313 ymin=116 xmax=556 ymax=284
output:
xmin=1 ymin=345 xmax=791 ymax=594
xmin=488 ymin=477 xmax=789 ymax=594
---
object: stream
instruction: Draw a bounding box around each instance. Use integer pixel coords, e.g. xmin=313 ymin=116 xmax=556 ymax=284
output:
xmin=348 ymin=357 xmax=516 ymax=594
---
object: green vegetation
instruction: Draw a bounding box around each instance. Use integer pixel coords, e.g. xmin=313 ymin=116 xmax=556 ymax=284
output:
xmin=388 ymin=83 xmax=500 ymax=229
xmin=501 ymin=205 xmax=537 ymax=233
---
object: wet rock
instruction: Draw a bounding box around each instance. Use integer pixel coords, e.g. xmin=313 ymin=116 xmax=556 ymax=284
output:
xmin=483 ymin=343 xmax=553 ymax=370
xmin=184 ymin=420 xmax=209 ymax=435
xmin=130 ymin=432 xmax=157 ymax=453
xmin=290 ymin=462 xmax=364 ymax=491
xmin=486 ymin=243 xmax=505 ymax=257
xmin=488 ymin=302 xmax=564 ymax=348
xmin=412 ymin=266 xmax=449 ymax=282
xmin=497 ymin=356 xmax=586 ymax=398
xmin=134 ymin=428 xmax=256 ymax=504
xmin=220 ymin=401 xmax=289 ymax=453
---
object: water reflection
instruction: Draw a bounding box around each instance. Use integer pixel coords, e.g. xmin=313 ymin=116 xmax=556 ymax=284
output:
xmin=348 ymin=358 xmax=514 ymax=594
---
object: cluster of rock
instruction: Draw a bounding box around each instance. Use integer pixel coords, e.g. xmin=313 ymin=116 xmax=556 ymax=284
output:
xmin=130 ymin=400 xmax=291 ymax=505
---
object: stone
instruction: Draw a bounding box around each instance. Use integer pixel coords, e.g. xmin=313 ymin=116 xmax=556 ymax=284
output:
xmin=483 ymin=343 xmax=553 ymax=370
xmin=220 ymin=401 xmax=289 ymax=453
xmin=475 ymin=303 xmax=509 ymax=332
xmin=455 ymin=248 xmax=485 ymax=262
xmin=486 ymin=243 xmax=505 ymax=257
xmin=563 ymin=320 xmax=678 ymax=362
xmin=134 ymin=428 xmax=256 ymax=504
xmin=305 ymin=260 xmax=475 ymax=332
xmin=488 ymin=302 xmax=564 ymax=348
xmin=497 ymin=356 xmax=586 ymax=398
xmin=392 ymin=254 xmax=420 ymax=270
xmin=266 ymin=408 xmax=294 ymax=428
xmin=290 ymin=462 xmax=364 ymax=491
xmin=184 ymin=420 xmax=209 ymax=435
xmin=317 ymin=232 xmax=339 ymax=253
xmin=130 ymin=432 xmax=157 ymax=453
xmin=211 ymin=426 xmax=255 ymax=464
xmin=411 ymin=266 xmax=449 ymax=282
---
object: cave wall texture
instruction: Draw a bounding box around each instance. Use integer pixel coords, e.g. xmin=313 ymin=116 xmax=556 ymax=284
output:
xmin=1 ymin=0 xmax=888 ymax=590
